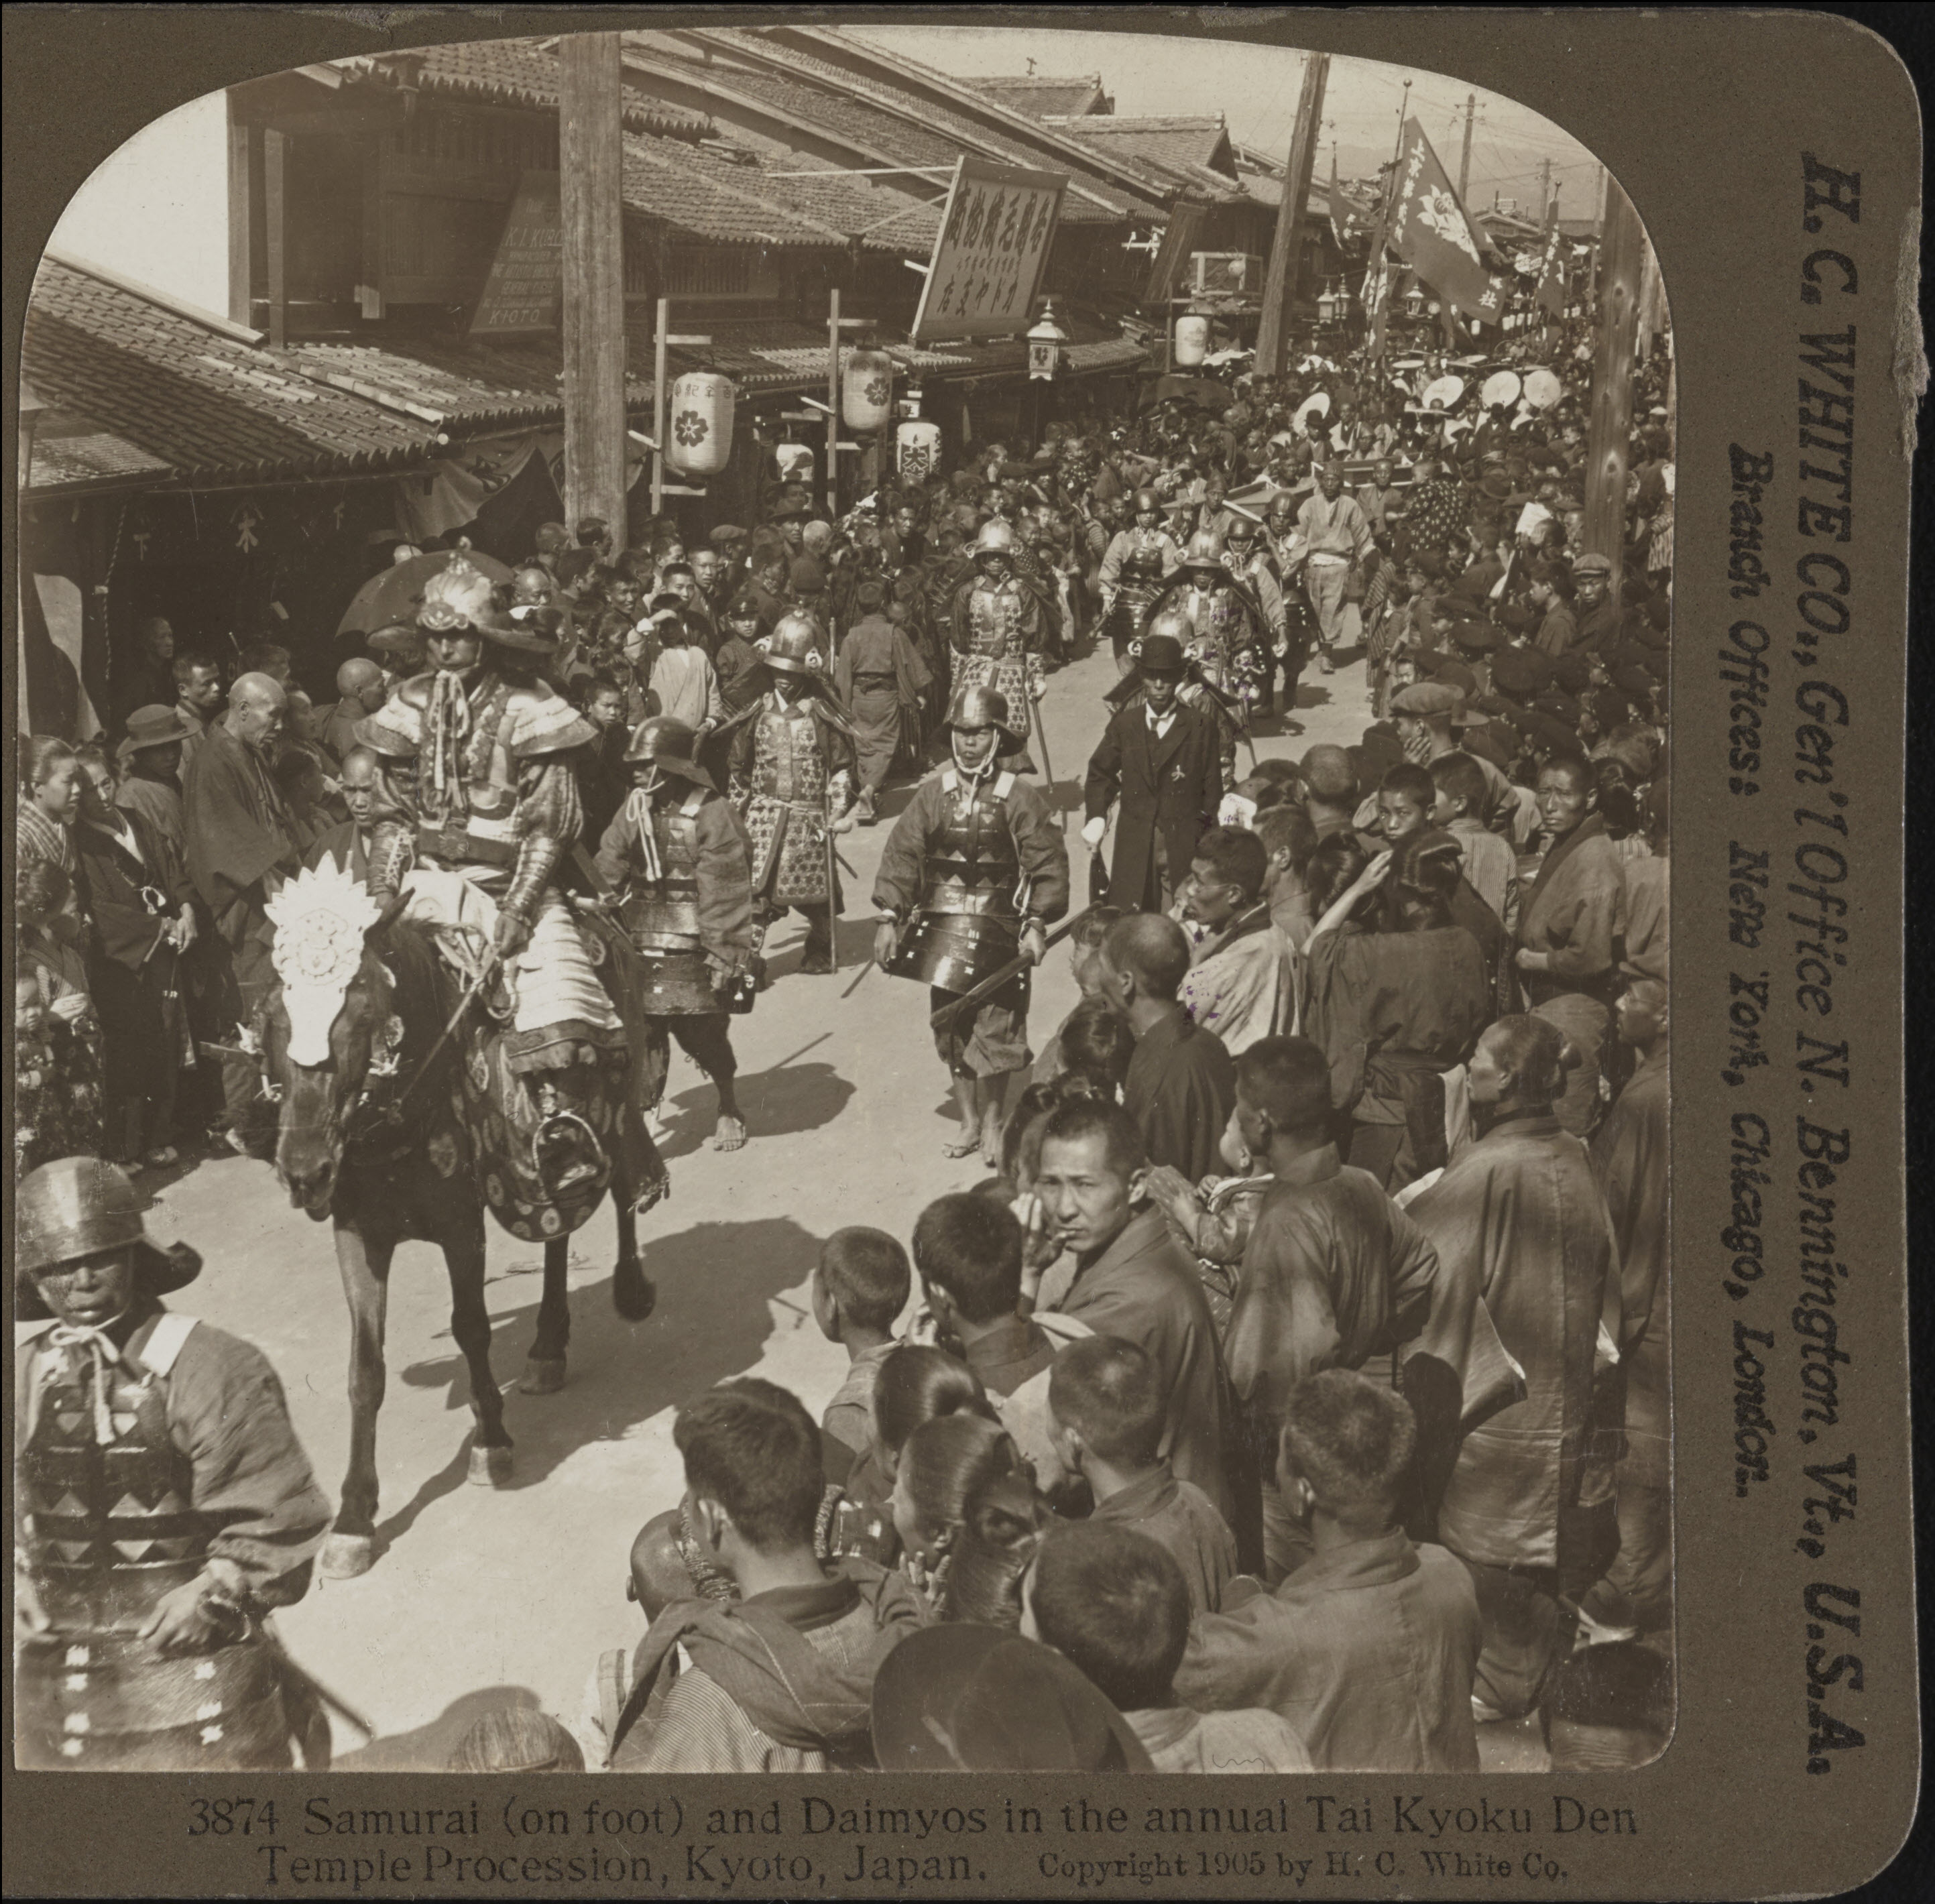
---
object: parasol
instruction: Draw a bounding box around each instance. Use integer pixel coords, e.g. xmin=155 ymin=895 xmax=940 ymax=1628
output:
xmin=1521 ymin=368 xmax=1565 ymax=410
xmin=1480 ymin=370 xmax=1524 ymax=411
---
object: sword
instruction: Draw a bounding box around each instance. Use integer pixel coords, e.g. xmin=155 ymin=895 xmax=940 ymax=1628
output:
xmin=822 ymin=783 xmax=840 ymax=976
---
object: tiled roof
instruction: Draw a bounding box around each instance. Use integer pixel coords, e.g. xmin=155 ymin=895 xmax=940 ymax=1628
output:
xmin=24 ymin=256 xmax=438 ymax=486
xmin=624 ymin=135 xmax=941 ymax=252
xmin=1045 ymin=116 xmax=1248 ymax=206
xmin=30 ymin=430 xmax=173 ymax=493
xmin=644 ymin=29 xmax=1164 ymax=225
xmin=968 ymin=76 xmax=1110 ymax=119
xmin=339 ymin=38 xmax=712 ymax=140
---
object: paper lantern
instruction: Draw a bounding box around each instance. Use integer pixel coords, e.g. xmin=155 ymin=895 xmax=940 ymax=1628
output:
xmin=665 ymin=371 xmax=735 ymax=479
xmin=896 ymin=420 xmax=942 ymax=484
xmin=1173 ymin=314 xmax=1210 ymax=367
xmin=842 ymin=349 xmax=895 ymax=432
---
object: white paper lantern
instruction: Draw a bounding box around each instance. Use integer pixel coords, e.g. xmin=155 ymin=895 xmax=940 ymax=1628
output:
xmin=1173 ymin=314 xmax=1210 ymax=367
xmin=842 ymin=348 xmax=896 ymax=432
xmin=896 ymin=419 xmax=941 ymax=483
xmin=665 ymin=371 xmax=736 ymax=479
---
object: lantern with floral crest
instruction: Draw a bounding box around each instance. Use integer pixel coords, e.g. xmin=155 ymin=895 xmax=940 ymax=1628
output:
xmin=841 ymin=348 xmax=896 ymax=432
xmin=665 ymin=371 xmax=736 ymax=479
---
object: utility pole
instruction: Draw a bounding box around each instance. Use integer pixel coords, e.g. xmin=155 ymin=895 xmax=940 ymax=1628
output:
xmin=1254 ymin=51 xmax=1330 ymax=376
xmin=1583 ymin=174 xmax=1645 ymax=604
xmin=560 ymin=33 xmax=628 ymax=548
xmin=1539 ymin=158 xmax=1551 ymax=226
xmin=1456 ymin=93 xmax=1476 ymax=203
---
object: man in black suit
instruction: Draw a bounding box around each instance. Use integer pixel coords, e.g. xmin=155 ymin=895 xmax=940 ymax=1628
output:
xmin=1081 ymin=623 xmax=1223 ymax=913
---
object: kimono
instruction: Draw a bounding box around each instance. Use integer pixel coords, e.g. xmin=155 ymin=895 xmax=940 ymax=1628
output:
xmin=832 ymin=613 xmax=931 ymax=792
xmin=1180 ymin=903 xmax=1299 ymax=1055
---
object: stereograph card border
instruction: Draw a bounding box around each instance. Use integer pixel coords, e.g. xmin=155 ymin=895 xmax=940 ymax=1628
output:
xmin=2 ymin=6 xmax=1922 ymax=1901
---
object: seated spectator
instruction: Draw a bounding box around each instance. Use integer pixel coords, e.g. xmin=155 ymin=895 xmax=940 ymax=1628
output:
xmin=892 ymin=1411 xmax=1043 ymax=1628
xmin=1178 ymin=825 xmax=1298 ymax=1054
xmin=1023 ymin=1523 xmax=1309 ymax=1772
xmin=594 ymin=1379 xmax=924 ymax=1771
xmin=1174 ymin=1370 xmax=1481 ymax=1772
xmin=811 ymin=1227 xmax=913 ymax=1485
xmin=1048 ymin=1336 xmax=1236 ymax=1614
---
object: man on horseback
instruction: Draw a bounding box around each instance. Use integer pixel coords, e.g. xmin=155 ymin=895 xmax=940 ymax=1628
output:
xmin=1145 ymin=531 xmax=1271 ymax=784
xmin=355 ymin=555 xmax=625 ymax=1201
xmin=15 ymin=1157 xmax=334 ymax=1768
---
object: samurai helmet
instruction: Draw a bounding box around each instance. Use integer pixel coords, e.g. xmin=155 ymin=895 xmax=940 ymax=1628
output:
xmin=972 ymin=518 xmax=1016 ymax=558
xmin=756 ymin=611 xmax=827 ymax=676
xmin=622 ymin=715 xmax=714 ymax=786
xmin=1183 ymin=528 xmax=1226 ymax=570
xmin=945 ymin=683 xmax=1017 ymax=737
xmin=418 ymin=556 xmax=554 ymax=654
xmin=1132 ymin=487 xmax=1161 ymax=514
xmin=14 ymin=1156 xmax=202 ymax=1318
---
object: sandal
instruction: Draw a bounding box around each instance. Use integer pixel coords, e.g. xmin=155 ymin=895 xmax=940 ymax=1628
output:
xmin=942 ymin=1136 xmax=982 ymax=1160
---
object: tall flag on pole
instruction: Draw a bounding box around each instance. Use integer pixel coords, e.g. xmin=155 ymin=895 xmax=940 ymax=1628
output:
xmin=1535 ymin=188 xmax=1568 ymax=317
xmin=1360 ymin=166 xmax=1395 ymax=357
xmin=1386 ymin=118 xmax=1509 ymax=326
xmin=1328 ymin=150 xmax=1348 ymax=247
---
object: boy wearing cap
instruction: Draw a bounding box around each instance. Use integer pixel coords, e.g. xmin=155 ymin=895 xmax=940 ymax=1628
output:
xmin=15 ymin=1158 xmax=332 ymax=1769
xmin=1174 ymin=1370 xmax=1481 ymax=1773
xmin=1024 ymin=1524 xmax=1309 ymax=1772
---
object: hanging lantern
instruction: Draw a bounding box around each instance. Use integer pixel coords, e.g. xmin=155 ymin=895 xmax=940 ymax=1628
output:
xmin=1173 ymin=312 xmax=1210 ymax=367
xmin=842 ymin=348 xmax=895 ymax=432
xmin=896 ymin=419 xmax=941 ymax=483
xmin=665 ymin=371 xmax=736 ymax=479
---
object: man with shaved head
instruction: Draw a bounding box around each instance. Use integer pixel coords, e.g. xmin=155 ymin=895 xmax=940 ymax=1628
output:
xmin=1093 ymin=912 xmax=1236 ymax=1181
xmin=184 ymin=672 xmax=302 ymax=1148
xmin=322 ymin=656 xmax=388 ymax=762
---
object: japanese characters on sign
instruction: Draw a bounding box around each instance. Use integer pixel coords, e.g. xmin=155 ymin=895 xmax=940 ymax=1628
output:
xmin=910 ymin=157 xmax=1067 ymax=343
xmin=470 ymin=172 xmax=563 ymax=337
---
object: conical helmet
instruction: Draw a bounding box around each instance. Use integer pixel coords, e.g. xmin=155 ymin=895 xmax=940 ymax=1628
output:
xmin=972 ymin=519 xmax=1016 ymax=558
xmin=622 ymin=715 xmax=704 ymax=774
xmin=1183 ymin=528 xmax=1226 ymax=570
xmin=758 ymin=611 xmax=827 ymax=676
xmin=15 ymin=1157 xmax=151 ymax=1276
xmin=946 ymin=683 xmax=1016 ymax=735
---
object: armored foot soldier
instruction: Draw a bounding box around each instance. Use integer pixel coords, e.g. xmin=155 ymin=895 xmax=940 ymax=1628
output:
xmin=594 ymin=717 xmax=757 ymax=1153
xmin=1146 ymin=531 xmax=1271 ymax=785
xmin=875 ymin=687 xmax=1069 ymax=1166
xmin=15 ymin=1159 xmax=333 ymax=1769
xmin=947 ymin=520 xmax=1049 ymax=773
xmin=1097 ymin=487 xmax=1182 ymax=674
xmin=729 ymin=612 xmax=858 ymax=977
xmin=355 ymin=556 xmax=626 ymax=1198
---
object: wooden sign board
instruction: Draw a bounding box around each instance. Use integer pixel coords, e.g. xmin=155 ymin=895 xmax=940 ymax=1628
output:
xmin=469 ymin=170 xmax=562 ymax=337
xmin=910 ymin=156 xmax=1066 ymax=343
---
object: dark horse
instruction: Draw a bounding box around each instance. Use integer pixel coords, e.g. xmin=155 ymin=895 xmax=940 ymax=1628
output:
xmin=260 ymin=897 xmax=662 ymax=1580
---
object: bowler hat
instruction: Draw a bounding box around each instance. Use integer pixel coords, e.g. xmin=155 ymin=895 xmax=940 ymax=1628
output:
xmin=1133 ymin=632 xmax=1187 ymax=676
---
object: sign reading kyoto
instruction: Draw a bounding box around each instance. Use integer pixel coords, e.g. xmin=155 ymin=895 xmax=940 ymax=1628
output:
xmin=910 ymin=156 xmax=1067 ymax=343
xmin=469 ymin=172 xmax=563 ymax=337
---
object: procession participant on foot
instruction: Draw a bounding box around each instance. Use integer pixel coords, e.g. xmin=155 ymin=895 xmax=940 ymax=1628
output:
xmin=1097 ymin=488 xmax=1183 ymax=675
xmin=728 ymin=611 xmax=858 ymax=977
xmin=1220 ymin=511 xmax=1292 ymax=699
xmin=1081 ymin=626 xmax=1222 ymax=914
xmin=595 ymin=715 xmax=757 ymax=1151
xmin=946 ymin=520 xmax=1049 ymax=772
xmin=1284 ymin=463 xmax=1374 ymax=675
xmin=1145 ymin=530 xmax=1270 ymax=785
xmin=354 ymin=556 xmax=625 ymax=1194
xmin=15 ymin=1158 xmax=333 ymax=1769
xmin=833 ymin=576 xmax=932 ymax=827
xmin=876 ymin=686 xmax=1069 ymax=1164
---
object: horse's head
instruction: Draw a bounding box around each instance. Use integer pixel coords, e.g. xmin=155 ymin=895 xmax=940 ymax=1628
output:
xmin=260 ymin=866 xmax=408 ymax=1218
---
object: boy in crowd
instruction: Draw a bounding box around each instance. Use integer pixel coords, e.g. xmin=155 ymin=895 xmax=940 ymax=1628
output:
xmin=811 ymin=1229 xmax=912 ymax=1485
xmin=1032 ymin=906 xmax=1122 ymax=1083
xmin=1047 ymin=1335 xmax=1236 ymax=1615
xmin=594 ymin=1380 xmax=923 ymax=1771
xmin=1023 ymin=1523 xmax=1310 ymax=1773
xmin=1429 ymin=751 xmax=1521 ymax=935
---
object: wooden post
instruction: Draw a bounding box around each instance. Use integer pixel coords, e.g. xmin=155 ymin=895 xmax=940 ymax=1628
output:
xmin=1254 ymin=52 xmax=1329 ymax=377
xmin=1584 ymin=176 xmax=1645 ymax=603
xmin=263 ymin=129 xmax=287 ymax=351
xmin=826 ymin=286 xmax=843 ymax=520
xmin=1457 ymin=93 xmax=1476 ymax=204
xmin=652 ymin=295 xmax=669 ymax=520
xmin=226 ymin=99 xmax=255 ymax=327
xmin=560 ymin=32 xmax=628 ymax=550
